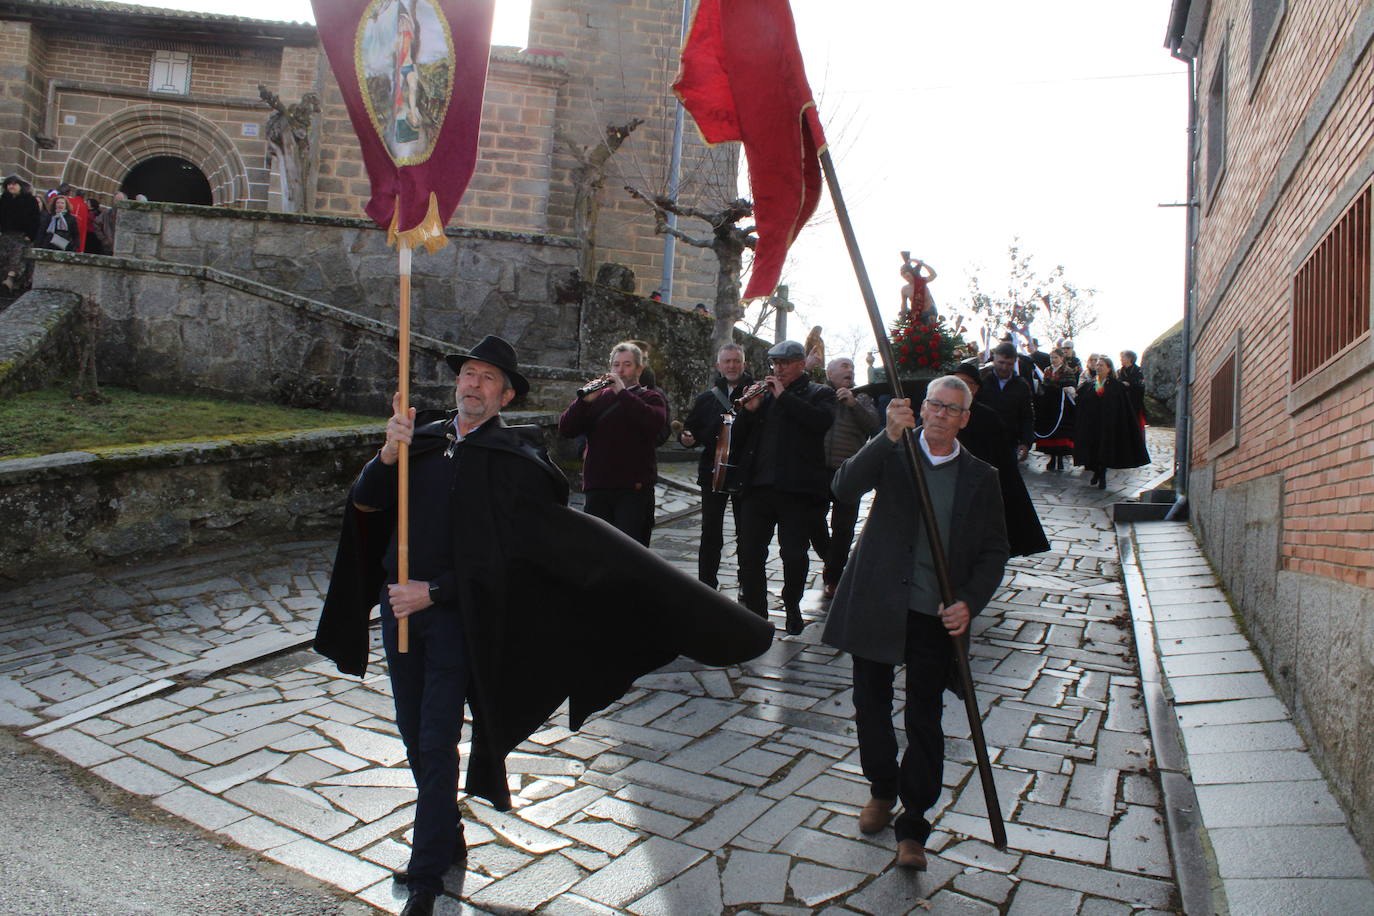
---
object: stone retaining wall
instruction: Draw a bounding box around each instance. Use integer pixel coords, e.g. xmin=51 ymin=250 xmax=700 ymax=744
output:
xmin=27 ymin=251 xmax=586 ymax=415
xmin=111 ymin=201 xmax=584 ymax=369
xmin=0 ymin=289 xmax=84 ymax=397
xmin=0 ymin=417 xmax=555 ymax=583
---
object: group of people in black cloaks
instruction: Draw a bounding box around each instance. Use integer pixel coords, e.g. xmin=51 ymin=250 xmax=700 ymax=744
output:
xmin=1032 ymin=344 xmax=1151 ymax=489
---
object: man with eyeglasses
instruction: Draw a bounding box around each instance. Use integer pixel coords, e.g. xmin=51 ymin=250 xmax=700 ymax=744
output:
xmin=822 ymin=375 xmax=1009 ymax=870
xmin=725 ymin=339 xmax=836 ymax=635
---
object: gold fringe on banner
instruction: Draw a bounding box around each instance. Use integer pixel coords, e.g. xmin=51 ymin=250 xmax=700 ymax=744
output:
xmin=387 ymin=193 xmax=450 ymax=253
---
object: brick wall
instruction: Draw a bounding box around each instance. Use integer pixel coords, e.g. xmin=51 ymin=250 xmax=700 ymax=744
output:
xmin=1190 ymin=0 xmax=1374 ymax=587
xmin=1184 ymin=0 xmax=1374 ymax=853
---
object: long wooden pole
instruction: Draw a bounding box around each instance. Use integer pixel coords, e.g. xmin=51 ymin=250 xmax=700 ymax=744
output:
xmin=819 ymin=149 xmax=1007 ymax=849
xmin=396 ymin=244 xmax=411 ymax=654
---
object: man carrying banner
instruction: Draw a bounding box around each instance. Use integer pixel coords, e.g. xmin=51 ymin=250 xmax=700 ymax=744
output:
xmin=317 ymin=337 xmax=771 ymax=914
xmin=822 ymin=378 xmax=1009 ymax=868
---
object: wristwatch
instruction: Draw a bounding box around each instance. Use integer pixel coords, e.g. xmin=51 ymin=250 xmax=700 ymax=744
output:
xmin=427 ymin=583 xmax=441 ymax=605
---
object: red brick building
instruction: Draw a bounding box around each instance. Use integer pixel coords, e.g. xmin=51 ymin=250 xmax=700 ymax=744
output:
xmin=0 ymin=0 xmax=730 ymax=304
xmin=1167 ymin=0 xmax=1373 ymax=851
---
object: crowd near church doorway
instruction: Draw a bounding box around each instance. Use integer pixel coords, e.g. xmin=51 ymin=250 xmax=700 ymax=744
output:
xmin=120 ymin=156 xmax=213 ymax=205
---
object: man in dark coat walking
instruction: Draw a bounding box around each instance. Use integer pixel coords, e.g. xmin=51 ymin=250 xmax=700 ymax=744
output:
xmin=316 ymin=336 xmax=771 ymax=916
xmin=977 ymin=342 xmax=1035 ymax=461
xmin=823 ymin=375 xmax=1009 ymax=869
xmin=951 ymin=361 xmax=1049 ymax=557
xmin=679 ymin=341 xmax=754 ymax=589
xmin=726 ymin=339 xmax=835 ymax=635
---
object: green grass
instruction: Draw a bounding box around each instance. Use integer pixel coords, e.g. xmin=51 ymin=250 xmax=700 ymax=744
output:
xmin=0 ymin=386 xmax=380 ymax=459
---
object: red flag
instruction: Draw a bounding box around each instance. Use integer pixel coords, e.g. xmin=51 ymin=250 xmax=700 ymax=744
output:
xmin=311 ymin=0 xmax=495 ymax=252
xmin=674 ymin=0 xmax=826 ymax=300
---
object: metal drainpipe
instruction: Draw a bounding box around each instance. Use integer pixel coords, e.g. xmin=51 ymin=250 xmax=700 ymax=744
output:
xmin=1166 ymin=51 xmax=1197 ymax=521
xmin=660 ymin=0 xmax=692 ymax=304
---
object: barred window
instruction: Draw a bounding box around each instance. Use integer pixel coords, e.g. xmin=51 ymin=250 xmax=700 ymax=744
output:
xmin=1292 ymin=187 xmax=1370 ymax=383
xmin=1209 ymin=353 xmax=1237 ymax=445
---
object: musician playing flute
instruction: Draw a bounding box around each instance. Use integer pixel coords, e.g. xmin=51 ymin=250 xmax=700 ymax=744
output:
xmin=558 ymin=341 xmax=668 ymax=546
xmin=679 ymin=341 xmax=754 ymax=590
xmin=725 ymin=339 xmax=836 ymax=636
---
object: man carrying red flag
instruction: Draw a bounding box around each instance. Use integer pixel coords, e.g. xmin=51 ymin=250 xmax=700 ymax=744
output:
xmin=673 ymin=0 xmax=826 ymax=301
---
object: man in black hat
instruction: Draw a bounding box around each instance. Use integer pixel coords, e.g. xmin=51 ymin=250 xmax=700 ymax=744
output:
xmin=725 ymin=339 xmax=835 ymax=635
xmin=317 ymin=336 xmax=773 ymax=916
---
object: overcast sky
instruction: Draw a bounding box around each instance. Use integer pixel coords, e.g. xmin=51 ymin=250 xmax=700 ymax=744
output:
xmin=124 ymin=0 xmax=1189 ymax=367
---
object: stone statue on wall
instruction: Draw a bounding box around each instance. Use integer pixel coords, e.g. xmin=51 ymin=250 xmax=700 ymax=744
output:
xmin=259 ymin=85 xmax=321 ymax=214
xmin=559 ymin=118 xmax=644 ymax=282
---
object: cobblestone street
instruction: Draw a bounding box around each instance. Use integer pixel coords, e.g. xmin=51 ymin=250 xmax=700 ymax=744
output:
xmin=1 ymin=429 xmax=1210 ymax=913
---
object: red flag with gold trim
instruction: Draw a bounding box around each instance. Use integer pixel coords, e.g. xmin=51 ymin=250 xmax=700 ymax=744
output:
xmin=311 ymin=0 xmax=495 ymax=251
xmin=673 ymin=0 xmax=826 ymax=300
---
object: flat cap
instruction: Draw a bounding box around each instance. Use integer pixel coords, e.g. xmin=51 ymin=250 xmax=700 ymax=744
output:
xmin=767 ymin=340 xmax=805 ymax=360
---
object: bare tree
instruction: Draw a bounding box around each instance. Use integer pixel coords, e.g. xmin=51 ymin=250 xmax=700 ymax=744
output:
xmin=259 ymin=86 xmax=320 ymax=214
xmin=963 ymin=239 xmax=1097 ymax=349
xmin=625 ymin=187 xmax=756 ymax=357
xmin=558 ymin=118 xmax=644 ymax=282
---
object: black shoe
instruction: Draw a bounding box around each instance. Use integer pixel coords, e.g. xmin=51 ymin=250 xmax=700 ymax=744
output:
xmin=400 ymin=888 xmax=436 ymax=916
xmin=393 ymin=833 xmax=467 ymax=884
xmin=1097 ymin=474 xmax=1107 ymax=489
xmin=785 ymin=608 xmax=804 ymax=636
xmin=1089 ymin=473 xmax=1100 ymax=486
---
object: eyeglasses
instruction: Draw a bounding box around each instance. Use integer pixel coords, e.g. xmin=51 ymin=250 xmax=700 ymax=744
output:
xmin=769 ymin=357 xmax=801 ymax=366
xmin=923 ymin=398 xmax=968 ymax=417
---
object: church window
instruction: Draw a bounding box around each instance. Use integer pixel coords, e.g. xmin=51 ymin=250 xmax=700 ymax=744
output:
xmin=149 ymin=51 xmax=191 ymax=95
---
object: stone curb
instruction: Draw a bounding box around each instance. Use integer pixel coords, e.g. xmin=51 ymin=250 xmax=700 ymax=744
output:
xmin=1116 ymin=523 xmax=1218 ymax=916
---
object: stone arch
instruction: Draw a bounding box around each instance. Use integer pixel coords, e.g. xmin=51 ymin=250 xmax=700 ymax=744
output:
xmin=63 ymin=105 xmax=250 ymax=206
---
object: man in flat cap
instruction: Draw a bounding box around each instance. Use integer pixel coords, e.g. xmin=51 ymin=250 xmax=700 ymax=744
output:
xmin=317 ymin=336 xmax=771 ymax=915
xmin=724 ymin=339 xmax=835 ymax=635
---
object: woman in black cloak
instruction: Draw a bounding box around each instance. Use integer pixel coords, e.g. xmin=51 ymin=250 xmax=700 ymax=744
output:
xmin=950 ymin=361 xmax=1049 ymax=557
xmin=1118 ymin=350 xmax=1147 ymax=431
xmin=1073 ymin=356 xmax=1150 ymax=489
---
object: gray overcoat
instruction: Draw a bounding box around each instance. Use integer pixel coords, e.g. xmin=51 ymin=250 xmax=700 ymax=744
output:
xmin=821 ymin=432 xmax=1010 ymax=665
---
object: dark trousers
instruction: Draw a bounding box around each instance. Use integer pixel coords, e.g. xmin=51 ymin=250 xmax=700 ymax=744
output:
xmin=381 ymin=598 xmax=469 ymax=893
xmin=736 ymin=486 xmax=824 ymax=615
xmin=585 ymin=485 xmax=655 ymax=546
xmin=851 ymin=612 xmax=952 ymax=845
xmin=822 ymin=497 xmax=861 ymax=585
xmin=698 ymin=486 xmax=740 ymax=589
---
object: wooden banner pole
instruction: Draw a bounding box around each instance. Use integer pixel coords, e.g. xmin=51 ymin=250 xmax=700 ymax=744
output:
xmin=397 ymin=243 xmax=412 ymax=654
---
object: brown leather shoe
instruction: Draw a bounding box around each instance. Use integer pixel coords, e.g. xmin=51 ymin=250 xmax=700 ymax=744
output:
xmin=858 ymin=796 xmax=895 ymax=834
xmin=896 ymin=838 xmax=928 ymax=870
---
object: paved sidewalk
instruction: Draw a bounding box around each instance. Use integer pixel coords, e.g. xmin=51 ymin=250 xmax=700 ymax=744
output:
xmin=1121 ymin=520 xmax=1374 ymax=916
xmin=0 ymin=429 xmax=1223 ymax=914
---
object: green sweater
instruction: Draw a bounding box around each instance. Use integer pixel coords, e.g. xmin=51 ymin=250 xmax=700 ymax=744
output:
xmin=908 ymin=449 xmax=960 ymax=616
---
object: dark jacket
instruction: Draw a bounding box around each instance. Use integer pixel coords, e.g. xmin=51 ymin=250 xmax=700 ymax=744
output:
xmin=316 ymin=411 xmax=772 ymax=810
xmin=1073 ymin=378 xmax=1150 ymax=469
xmin=976 ymin=369 xmax=1035 ymax=449
xmin=1119 ymin=364 xmax=1146 ymax=418
xmin=558 ymin=384 xmax=668 ymax=489
xmin=1034 ymin=365 xmax=1077 ymax=444
xmin=823 ymin=390 xmax=880 ymax=470
xmin=681 ymin=373 xmax=754 ymax=489
xmin=957 ymin=403 xmax=1049 ymax=557
xmin=726 ymin=375 xmax=836 ymax=497
xmin=0 ymin=189 xmax=40 ymax=241
xmin=822 ymin=432 xmax=1009 ymax=665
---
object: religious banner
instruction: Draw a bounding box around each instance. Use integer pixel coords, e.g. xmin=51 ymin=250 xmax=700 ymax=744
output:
xmin=311 ymin=0 xmax=496 ymax=251
xmin=674 ymin=0 xmax=826 ymax=299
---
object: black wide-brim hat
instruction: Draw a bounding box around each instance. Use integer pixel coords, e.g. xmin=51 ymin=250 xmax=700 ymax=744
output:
xmin=444 ymin=335 xmax=529 ymax=397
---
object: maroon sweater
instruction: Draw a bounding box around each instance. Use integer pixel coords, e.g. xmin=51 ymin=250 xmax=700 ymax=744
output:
xmin=558 ymin=385 xmax=667 ymax=490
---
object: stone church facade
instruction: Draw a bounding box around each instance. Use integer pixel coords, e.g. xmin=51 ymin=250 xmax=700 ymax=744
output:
xmin=0 ymin=0 xmax=733 ymax=305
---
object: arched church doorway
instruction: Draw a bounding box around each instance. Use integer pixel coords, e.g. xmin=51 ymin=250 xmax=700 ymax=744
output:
xmin=120 ymin=156 xmax=213 ymax=205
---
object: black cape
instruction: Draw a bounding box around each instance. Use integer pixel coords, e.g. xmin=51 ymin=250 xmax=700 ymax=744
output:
xmin=957 ymin=402 xmax=1050 ymax=557
xmin=1073 ymin=379 xmax=1150 ymax=469
xmin=315 ymin=412 xmax=773 ymax=810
